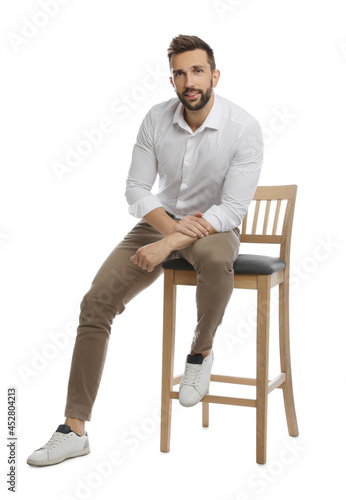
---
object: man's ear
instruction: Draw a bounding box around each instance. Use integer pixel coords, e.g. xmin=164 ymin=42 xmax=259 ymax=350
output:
xmin=169 ymin=76 xmax=175 ymax=89
xmin=212 ymin=69 xmax=220 ymax=89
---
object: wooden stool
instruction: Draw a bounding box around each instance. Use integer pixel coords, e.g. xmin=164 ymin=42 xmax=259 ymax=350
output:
xmin=160 ymin=185 xmax=299 ymax=464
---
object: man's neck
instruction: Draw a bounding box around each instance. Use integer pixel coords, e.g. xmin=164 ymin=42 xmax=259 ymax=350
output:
xmin=183 ymin=93 xmax=215 ymax=133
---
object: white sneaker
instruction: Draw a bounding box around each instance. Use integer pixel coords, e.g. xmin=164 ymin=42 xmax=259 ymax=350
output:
xmin=179 ymin=350 xmax=214 ymax=407
xmin=27 ymin=424 xmax=90 ymax=466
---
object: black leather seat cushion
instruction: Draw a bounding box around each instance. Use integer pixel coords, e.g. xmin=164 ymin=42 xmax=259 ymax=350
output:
xmin=162 ymin=254 xmax=286 ymax=275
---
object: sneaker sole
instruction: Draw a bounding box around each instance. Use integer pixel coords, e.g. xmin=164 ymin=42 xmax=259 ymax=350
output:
xmin=179 ymin=390 xmax=207 ymax=407
xmin=179 ymin=399 xmax=201 ymax=407
xmin=26 ymin=446 xmax=90 ymax=467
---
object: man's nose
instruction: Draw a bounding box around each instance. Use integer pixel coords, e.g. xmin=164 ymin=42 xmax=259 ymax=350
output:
xmin=185 ymin=72 xmax=195 ymax=88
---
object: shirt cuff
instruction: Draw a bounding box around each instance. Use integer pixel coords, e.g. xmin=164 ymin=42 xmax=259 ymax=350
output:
xmin=128 ymin=194 xmax=164 ymax=218
xmin=202 ymin=205 xmax=238 ymax=233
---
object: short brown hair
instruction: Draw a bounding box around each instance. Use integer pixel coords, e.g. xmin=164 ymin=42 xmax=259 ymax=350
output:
xmin=167 ymin=35 xmax=216 ymax=71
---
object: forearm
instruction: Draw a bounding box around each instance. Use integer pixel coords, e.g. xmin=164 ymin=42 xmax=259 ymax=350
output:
xmin=143 ymin=207 xmax=177 ymax=237
xmin=131 ymin=217 xmax=217 ymax=272
xmin=164 ymin=218 xmax=218 ymax=252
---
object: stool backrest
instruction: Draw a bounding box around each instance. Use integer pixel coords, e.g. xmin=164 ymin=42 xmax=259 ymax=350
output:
xmin=240 ymin=185 xmax=298 ymax=265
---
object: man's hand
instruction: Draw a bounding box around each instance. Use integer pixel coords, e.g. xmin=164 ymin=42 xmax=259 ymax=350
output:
xmin=173 ymin=212 xmax=211 ymax=238
xmin=130 ymin=238 xmax=172 ymax=273
xmin=131 ymin=212 xmax=217 ymax=272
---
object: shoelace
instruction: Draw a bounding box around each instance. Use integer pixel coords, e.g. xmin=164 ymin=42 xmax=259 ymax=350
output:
xmin=41 ymin=432 xmax=67 ymax=451
xmin=181 ymin=363 xmax=201 ymax=386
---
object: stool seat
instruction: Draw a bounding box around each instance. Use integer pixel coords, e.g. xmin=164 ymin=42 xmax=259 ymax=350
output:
xmin=162 ymin=254 xmax=286 ymax=275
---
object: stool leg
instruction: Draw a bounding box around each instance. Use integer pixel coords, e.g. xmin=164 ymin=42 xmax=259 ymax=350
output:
xmin=160 ymin=270 xmax=176 ymax=453
xmin=202 ymin=390 xmax=209 ymax=428
xmin=256 ymin=275 xmax=270 ymax=464
xmin=279 ymin=277 xmax=299 ymax=437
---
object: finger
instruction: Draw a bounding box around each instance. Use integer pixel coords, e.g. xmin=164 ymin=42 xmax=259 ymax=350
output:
xmin=139 ymin=257 xmax=148 ymax=269
xmin=131 ymin=254 xmax=145 ymax=269
xmin=189 ymin=221 xmax=210 ymax=236
xmin=186 ymin=227 xmax=205 ymax=238
xmin=131 ymin=253 xmax=143 ymax=266
xmin=194 ymin=218 xmax=210 ymax=234
xmin=191 ymin=216 xmax=209 ymax=227
xmin=175 ymin=226 xmax=199 ymax=238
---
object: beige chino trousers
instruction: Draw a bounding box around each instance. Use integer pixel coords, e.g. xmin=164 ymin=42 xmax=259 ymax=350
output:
xmin=65 ymin=218 xmax=240 ymax=421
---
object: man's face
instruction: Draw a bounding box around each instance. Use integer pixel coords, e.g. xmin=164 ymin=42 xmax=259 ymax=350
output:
xmin=170 ymin=49 xmax=220 ymax=111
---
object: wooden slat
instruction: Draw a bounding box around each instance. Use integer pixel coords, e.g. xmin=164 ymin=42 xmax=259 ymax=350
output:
xmin=202 ymin=394 xmax=256 ymax=407
xmin=268 ymin=373 xmax=286 ymax=394
xmin=170 ymin=391 xmax=256 ymax=408
xmin=253 ymin=185 xmax=297 ymax=201
xmin=234 ymin=274 xmax=258 ymax=289
xmin=270 ymin=269 xmax=285 ymax=288
xmin=272 ymin=199 xmax=281 ymax=235
xmin=240 ymin=234 xmax=282 ymax=244
xmin=172 ymin=375 xmax=182 ymax=386
xmin=252 ymin=200 xmax=261 ymax=234
xmin=242 ymin=211 xmax=248 ymax=235
xmin=173 ymin=269 xmax=284 ymax=290
xmin=174 ymin=373 xmax=287 ymax=390
xmin=210 ymin=375 xmax=257 ymax=386
xmin=173 ymin=271 xmax=197 ymax=286
xmin=263 ymin=200 xmax=271 ymax=235
xmin=174 ymin=373 xmax=286 ymax=394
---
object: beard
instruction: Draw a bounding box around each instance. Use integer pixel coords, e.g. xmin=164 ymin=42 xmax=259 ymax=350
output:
xmin=176 ymin=80 xmax=213 ymax=111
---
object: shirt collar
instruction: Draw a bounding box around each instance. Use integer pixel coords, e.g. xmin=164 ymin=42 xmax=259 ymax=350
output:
xmin=172 ymin=94 xmax=222 ymax=133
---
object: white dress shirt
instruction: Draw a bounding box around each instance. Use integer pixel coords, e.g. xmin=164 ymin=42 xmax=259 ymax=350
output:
xmin=125 ymin=94 xmax=263 ymax=233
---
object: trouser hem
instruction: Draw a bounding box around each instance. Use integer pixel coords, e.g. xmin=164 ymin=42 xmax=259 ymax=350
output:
xmin=191 ymin=342 xmax=213 ymax=353
xmin=64 ymin=409 xmax=91 ymax=422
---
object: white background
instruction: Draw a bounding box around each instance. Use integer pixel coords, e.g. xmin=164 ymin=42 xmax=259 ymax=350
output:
xmin=1 ymin=0 xmax=345 ymax=498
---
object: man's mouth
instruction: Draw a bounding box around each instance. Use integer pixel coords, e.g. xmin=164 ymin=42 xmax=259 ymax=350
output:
xmin=184 ymin=91 xmax=200 ymax=100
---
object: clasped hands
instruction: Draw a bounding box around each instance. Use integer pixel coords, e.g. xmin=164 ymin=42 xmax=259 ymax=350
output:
xmin=130 ymin=212 xmax=211 ymax=272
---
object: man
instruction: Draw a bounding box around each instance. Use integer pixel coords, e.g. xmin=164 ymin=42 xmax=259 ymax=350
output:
xmin=27 ymin=35 xmax=263 ymax=466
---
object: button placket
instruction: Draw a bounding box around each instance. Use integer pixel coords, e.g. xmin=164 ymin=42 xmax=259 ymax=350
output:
xmin=177 ymin=134 xmax=197 ymax=209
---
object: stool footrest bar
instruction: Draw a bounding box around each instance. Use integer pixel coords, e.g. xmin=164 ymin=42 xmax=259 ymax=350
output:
xmin=172 ymin=373 xmax=287 ymax=390
xmin=170 ymin=391 xmax=256 ymax=408
xmin=268 ymin=373 xmax=286 ymax=393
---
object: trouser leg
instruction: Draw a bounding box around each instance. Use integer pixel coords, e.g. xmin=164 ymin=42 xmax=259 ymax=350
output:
xmin=178 ymin=229 xmax=240 ymax=353
xmin=64 ymin=220 xmax=173 ymax=421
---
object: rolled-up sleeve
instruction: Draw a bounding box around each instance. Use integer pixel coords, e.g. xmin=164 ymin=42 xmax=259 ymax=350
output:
xmin=203 ymin=120 xmax=263 ymax=232
xmin=125 ymin=111 xmax=164 ymax=218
